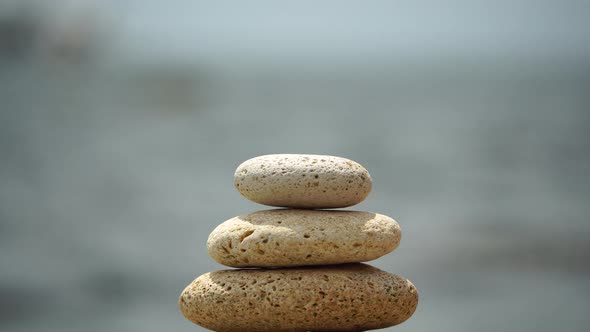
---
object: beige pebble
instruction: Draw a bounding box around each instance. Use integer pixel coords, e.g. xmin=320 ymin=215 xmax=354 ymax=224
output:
xmin=179 ymin=263 xmax=418 ymax=332
xmin=207 ymin=209 xmax=401 ymax=267
xmin=234 ymin=154 xmax=372 ymax=209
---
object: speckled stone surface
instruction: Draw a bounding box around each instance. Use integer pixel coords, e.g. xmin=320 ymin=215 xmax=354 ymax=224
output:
xmin=179 ymin=264 xmax=418 ymax=332
xmin=234 ymin=154 xmax=372 ymax=209
xmin=208 ymin=209 xmax=401 ymax=267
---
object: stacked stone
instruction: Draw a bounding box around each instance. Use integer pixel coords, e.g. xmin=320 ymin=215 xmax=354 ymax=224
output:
xmin=179 ymin=154 xmax=418 ymax=332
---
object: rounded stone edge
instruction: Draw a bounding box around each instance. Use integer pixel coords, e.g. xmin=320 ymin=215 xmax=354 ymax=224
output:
xmin=233 ymin=154 xmax=373 ymax=209
xmin=178 ymin=265 xmax=419 ymax=332
xmin=207 ymin=210 xmax=401 ymax=268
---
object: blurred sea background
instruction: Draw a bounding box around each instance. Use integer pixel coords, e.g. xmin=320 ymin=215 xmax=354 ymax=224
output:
xmin=1 ymin=1 xmax=589 ymax=331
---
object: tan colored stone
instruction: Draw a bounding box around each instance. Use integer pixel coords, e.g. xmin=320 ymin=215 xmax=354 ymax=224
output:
xmin=234 ymin=154 xmax=372 ymax=209
xmin=179 ymin=264 xmax=418 ymax=332
xmin=207 ymin=209 xmax=401 ymax=267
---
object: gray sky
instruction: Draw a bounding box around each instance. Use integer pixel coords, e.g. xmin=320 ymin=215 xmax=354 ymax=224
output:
xmin=5 ymin=0 xmax=590 ymax=64
xmin=108 ymin=0 xmax=590 ymax=63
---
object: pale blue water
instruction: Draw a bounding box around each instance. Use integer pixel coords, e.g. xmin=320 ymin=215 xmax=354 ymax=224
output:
xmin=1 ymin=58 xmax=589 ymax=331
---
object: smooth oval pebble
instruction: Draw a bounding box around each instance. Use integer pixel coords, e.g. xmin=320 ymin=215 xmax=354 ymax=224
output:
xmin=179 ymin=264 xmax=418 ymax=332
xmin=208 ymin=209 xmax=401 ymax=267
xmin=234 ymin=154 xmax=372 ymax=208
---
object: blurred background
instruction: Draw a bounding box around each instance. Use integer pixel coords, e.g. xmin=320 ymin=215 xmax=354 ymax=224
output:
xmin=1 ymin=0 xmax=589 ymax=331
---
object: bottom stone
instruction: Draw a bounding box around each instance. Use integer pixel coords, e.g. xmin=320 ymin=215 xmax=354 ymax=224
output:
xmin=179 ymin=264 xmax=418 ymax=332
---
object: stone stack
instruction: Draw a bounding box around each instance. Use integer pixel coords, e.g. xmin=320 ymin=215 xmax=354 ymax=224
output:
xmin=179 ymin=154 xmax=418 ymax=332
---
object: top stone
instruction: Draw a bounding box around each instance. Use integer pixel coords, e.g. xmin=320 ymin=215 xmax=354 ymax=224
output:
xmin=234 ymin=154 xmax=372 ymax=209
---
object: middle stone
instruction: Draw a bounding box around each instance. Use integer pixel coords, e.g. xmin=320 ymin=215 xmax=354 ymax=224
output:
xmin=207 ymin=209 xmax=401 ymax=268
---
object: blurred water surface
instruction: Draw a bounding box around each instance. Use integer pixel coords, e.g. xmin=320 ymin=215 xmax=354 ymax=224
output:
xmin=1 ymin=1 xmax=590 ymax=332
